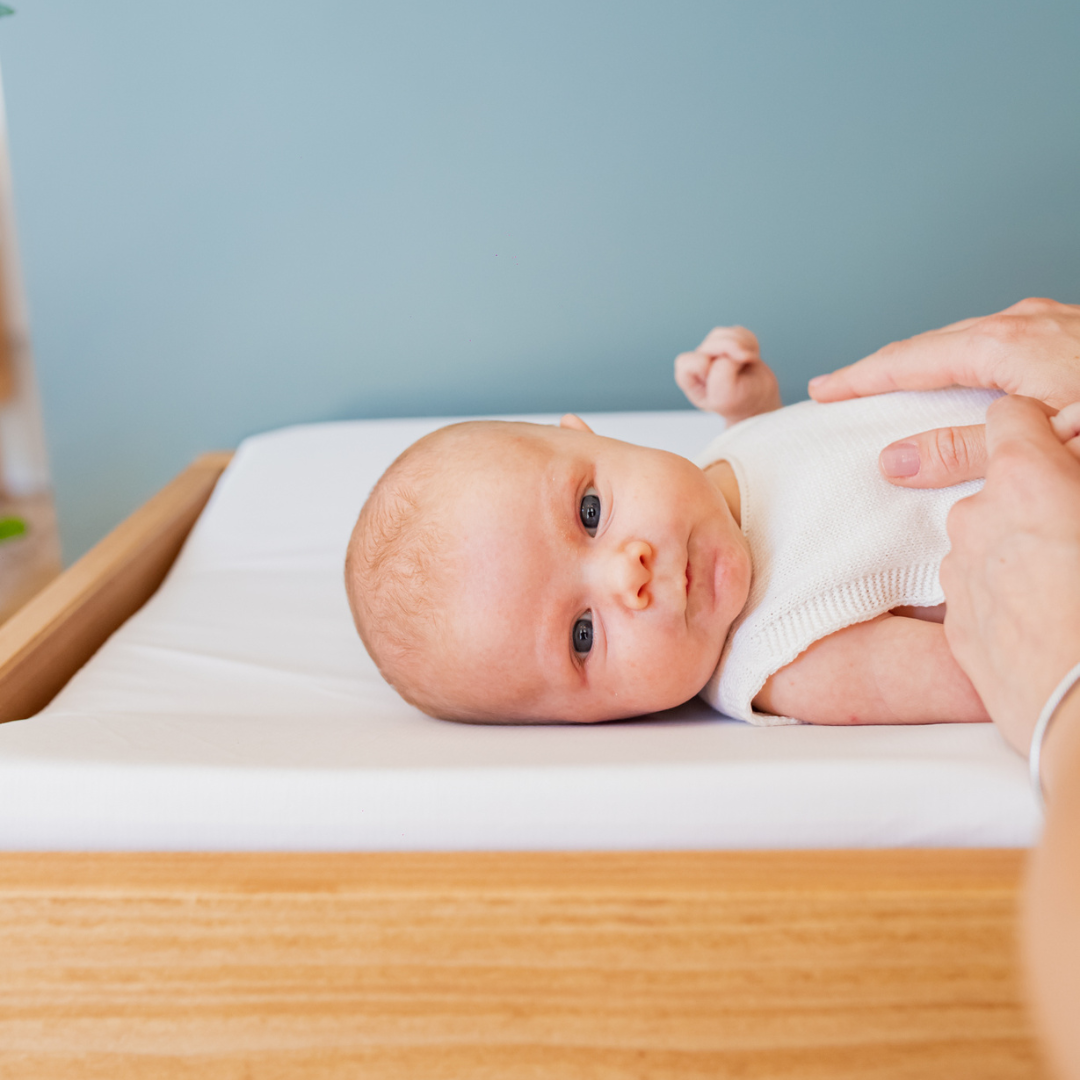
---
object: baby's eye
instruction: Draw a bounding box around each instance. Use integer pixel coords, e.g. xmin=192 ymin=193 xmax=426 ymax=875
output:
xmin=572 ymin=613 xmax=593 ymax=656
xmin=580 ymin=487 xmax=601 ymax=536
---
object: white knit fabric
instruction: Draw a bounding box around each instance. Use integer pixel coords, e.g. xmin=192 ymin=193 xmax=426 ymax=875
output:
xmin=696 ymin=388 xmax=1000 ymax=725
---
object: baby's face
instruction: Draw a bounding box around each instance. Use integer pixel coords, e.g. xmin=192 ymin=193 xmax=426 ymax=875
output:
xmin=442 ymin=418 xmax=751 ymax=722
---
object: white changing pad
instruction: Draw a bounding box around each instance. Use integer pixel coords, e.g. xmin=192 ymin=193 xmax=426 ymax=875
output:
xmin=0 ymin=412 xmax=1039 ymax=850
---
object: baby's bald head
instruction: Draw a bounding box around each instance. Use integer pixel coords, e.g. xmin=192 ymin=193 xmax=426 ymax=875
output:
xmin=345 ymin=420 xmax=536 ymax=720
xmin=347 ymin=424 xmax=458 ymax=717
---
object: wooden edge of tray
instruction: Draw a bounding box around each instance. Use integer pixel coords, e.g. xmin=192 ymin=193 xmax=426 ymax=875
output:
xmin=0 ymin=451 xmax=233 ymax=723
xmin=0 ymin=846 xmax=1029 ymax=893
xmin=0 ymin=848 xmax=1044 ymax=1078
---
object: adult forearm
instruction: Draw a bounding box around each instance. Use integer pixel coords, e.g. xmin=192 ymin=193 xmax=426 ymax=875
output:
xmin=1025 ymin=690 xmax=1080 ymax=1080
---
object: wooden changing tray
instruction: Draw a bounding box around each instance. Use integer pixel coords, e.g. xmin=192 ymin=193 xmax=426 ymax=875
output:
xmin=0 ymin=454 xmax=1048 ymax=1079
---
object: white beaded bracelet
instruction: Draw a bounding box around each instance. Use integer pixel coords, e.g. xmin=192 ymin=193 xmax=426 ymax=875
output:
xmin=1030 ymin=660 xmax=1080 ymax=812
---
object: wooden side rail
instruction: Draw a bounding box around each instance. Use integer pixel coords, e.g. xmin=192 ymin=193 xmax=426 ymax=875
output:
xmin=0 ymin=451 xmax=232 ymax=723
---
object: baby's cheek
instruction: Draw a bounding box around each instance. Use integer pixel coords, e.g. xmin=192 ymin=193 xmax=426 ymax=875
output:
xmin=648 ymin=628 xmax=718 ymax=700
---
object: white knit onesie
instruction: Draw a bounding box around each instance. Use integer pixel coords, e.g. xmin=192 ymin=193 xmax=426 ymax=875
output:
xmin=695 ymin=387 xmax=999 ymax=725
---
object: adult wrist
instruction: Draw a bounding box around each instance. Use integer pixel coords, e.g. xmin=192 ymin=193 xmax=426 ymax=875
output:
xmin=1032 ymin=668 xmax=1080 ymax=809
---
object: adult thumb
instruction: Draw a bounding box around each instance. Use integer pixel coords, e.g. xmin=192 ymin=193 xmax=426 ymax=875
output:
xmin=878 ymin=424 xmax=987 ymax=488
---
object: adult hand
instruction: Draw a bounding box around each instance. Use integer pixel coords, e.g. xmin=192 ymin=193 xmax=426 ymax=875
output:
xmin=944 ymin=401 xmax=1080 ymax=1080
xmin=807 ymin=298 xmax=1080 ymax=488
xmin=940 ymin=396 xmax=1080 ymax=756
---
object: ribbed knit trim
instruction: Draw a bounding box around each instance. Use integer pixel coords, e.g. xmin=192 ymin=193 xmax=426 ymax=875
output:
xmin=724 ymin=562 xmax=944 ymax=724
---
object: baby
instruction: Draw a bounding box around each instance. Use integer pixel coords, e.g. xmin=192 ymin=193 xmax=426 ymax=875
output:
xmin=346 ymin=326 xmax=993 ymax=727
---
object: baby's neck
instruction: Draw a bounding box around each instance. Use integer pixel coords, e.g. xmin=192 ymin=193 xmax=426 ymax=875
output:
xmin=703 ymin=460 xmax=741 ymax=527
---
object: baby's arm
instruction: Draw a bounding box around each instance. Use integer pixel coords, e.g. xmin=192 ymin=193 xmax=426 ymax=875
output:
xmin=675 ymin=326 xmax=782 ymax=424
xmin=753 ymin=613 xmax=989 ymax=725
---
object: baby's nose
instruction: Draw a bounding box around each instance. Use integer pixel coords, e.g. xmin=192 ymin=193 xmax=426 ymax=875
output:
xmin=611 ymin=540 xmax=653 ymax=610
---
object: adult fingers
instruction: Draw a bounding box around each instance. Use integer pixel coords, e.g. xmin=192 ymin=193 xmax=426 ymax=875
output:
xmin=983 ymin=394 xmax=1063 ymax=458
xmin=1050 ymin=401 xmax=1080 ymax=443
xmin=810 ymin=298 xmax=1080 ymax=406
xmin=878 ymin=424 xmax=987 ymax=487
xmin=976 ymin=396 xmax=1076 ymax=489
xmin=807 ymin=330 xmax=976 ymax=403
xmin=1051 ymin=401 xmax=1080 ymax=462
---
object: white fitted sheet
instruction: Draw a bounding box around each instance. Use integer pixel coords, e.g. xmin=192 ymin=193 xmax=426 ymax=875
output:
xmin=0 ymin=411 xmax=1038 ymax=850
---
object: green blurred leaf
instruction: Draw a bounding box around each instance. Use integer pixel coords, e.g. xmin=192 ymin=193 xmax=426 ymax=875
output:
xmin=0 ymin=516 xmax=27 ymax=541
xmin=0 ymin=7 xmax=15 ymax=18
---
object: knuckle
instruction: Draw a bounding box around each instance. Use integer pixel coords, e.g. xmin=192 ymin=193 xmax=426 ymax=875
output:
xmin=977 ymin=306 xmax=1061 ymax=348
xmin=976 ymin=313 xmax=1023 ymax=343
xmin=987 ymin=439 xmax=1033 ymax=480
xmin=878 ymin=334 xmax=917 ymax=357
xmin=928 ymin=427 xmax=968 ymax=473
xmin=1013 ymin=296 xmax=1055 ymax=313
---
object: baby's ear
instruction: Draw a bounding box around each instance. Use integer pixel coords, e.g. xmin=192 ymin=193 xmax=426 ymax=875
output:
xmin=559 ymin=413 xmax=594 ymax=434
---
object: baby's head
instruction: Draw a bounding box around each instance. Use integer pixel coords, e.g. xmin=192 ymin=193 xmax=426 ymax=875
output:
xmin=346 ymin=416 xmax=751 ymax=723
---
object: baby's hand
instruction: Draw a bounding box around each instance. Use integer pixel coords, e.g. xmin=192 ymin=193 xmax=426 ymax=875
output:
xmin=675 ymin=326 xmax=782 ymax=423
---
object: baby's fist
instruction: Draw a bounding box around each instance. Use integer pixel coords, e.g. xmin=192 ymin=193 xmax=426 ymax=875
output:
xmin=674 ymin=326 xmax=782 ymax=423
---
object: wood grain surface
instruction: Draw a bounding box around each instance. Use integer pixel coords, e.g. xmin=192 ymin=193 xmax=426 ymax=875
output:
xmin=0 ymin=849 xmax=1048 ymax=1079
xmin=0 ymin=451 xmax=232 ymax=722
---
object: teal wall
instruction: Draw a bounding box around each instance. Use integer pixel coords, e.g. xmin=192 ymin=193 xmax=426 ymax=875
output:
xmin=2 ymin=1 xmax=1079 ymax=559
